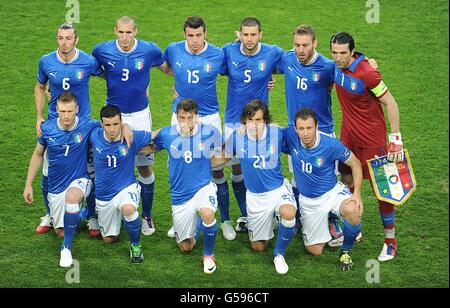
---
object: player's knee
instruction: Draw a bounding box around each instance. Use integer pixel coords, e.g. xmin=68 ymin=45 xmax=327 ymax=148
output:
xmin=55 ymin=228 xmax=64 ymax=238
xmin=103 ymin=236 xmax=117 ymax=244
xmin=199 ymin=209 xmax=215 ymax=225
xmin=279 ymin=204 xmax=296 ymax=221
xmin=137 ymin=166 xmax=152 ymax=178
xmin=65 ymin=188 xmax=83 ymax=204
xmin=251 ymin=241 xmax=267 ymax=252
xmin=231 ymin=164 xmax=242 ymax=175
xmin=306 ymin=245 xmax=324 ymax=256
xmin=121 ymin=204 xmax=137 ymax=218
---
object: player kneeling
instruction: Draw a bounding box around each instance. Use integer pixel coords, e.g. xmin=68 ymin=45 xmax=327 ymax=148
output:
xmin=91 ymin=105 xmax=152 ymax=263
xmin=143 ymin=99 xmax=221 ymax=274
xmin=284 ymin=108 xmax=364 ymax=271
xmin=213 ymin=100 xmax=297 ymax=274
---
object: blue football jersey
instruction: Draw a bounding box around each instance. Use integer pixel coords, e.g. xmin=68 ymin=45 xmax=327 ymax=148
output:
xmin=153 ymin=124 xmax=222 ymax=205
xmin=38 ymin=117 xmax=100 ymax=193
xmin=283 ymin=127 xmax=351 ymax=198
xmin=92 ymin=39 xmax=165 ymax=113
xmin=226 ymin=125 xmax=286 ymax=193
xmin=276 ymin=51 xmax=335 ymax=134
xmin=223 ymin=43 xmax=283 ymax=125
xmin=90 ymin=129 xmax=151 ymax=201
xmin=164 ymin=41 xmax=226 ymax=116
xmin=37 ymin=49 xmax=102 ymax=119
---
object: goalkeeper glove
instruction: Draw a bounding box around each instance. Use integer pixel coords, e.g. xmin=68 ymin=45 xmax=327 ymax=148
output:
xmin=387 ymin=132 xmax=404 ymax=163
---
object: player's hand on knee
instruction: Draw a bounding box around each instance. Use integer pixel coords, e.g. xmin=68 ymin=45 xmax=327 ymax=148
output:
xmin=387 ymin=132 xmax=404 ymax=163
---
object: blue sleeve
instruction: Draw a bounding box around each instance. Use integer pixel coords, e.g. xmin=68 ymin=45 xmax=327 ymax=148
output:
xmin=275 ymin=52 xmax=286 ymax=74
xmin=163 ymin=46 xmax=172 ymax=66
xmin=38 ymin=136 xmax=46 ymax=147
xmin=150 ymin=44 xmax=165 ymax=67
xmin=153 ymin=129 xmax=166 ymax=151
xmin=224 ymin=131 xmax=237 ymax=156
xmin=37 ymin=57 xmax=47 ymax=85
xmin=273 ymin=45 xmax=284 ymax=68
xmin=331 ymin=138 xmax=351 ymax=163
xmin=91 ymin=56 xmax=103 ymax=76
xmin=133 ymin=131 xmax=152 ymax=151
xmin=281 ymin=128 xmax=290 ymax=155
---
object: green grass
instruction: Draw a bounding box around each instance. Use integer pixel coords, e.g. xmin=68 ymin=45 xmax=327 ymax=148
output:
xmin=0 ymin=0 xmax=448 ymax=288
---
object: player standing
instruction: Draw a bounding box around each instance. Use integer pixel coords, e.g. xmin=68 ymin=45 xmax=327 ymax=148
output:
xmin=330 ymin=32 xmax=403 ymax=261
xmin=92 ymin=16 xmax=172 ymax=236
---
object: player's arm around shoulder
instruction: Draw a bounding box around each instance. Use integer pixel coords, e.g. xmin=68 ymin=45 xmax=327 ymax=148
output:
xmin=138 ymin=128 xmax=163 ymax=155
xmin=23 ymin=143 xmax=46 ymax=205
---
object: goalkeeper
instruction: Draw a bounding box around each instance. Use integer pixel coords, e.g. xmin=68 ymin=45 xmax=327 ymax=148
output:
xmin=330 ymin=32 xmax=404 ymax=262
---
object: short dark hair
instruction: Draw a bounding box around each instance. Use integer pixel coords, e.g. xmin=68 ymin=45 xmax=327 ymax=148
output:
xmin=293 ymin=24 xmax=316 ymax=41
xmin=176 ymin=98 xmax=198 ymax=115
xmin=56 ymin=23 xmax=77 ymax=38
xmin=240 ymin=17 xmax=261 ymax=32
xmin=183 ymin=16 xmax=206 ymax=32
xmin=240 ymin=99 xmax=271 ymax=125
xmin=57 ymin=92 xmax=78 ymax=105
xmin=294 ymin=107 xmax=318 ymax=127
xmin=116 ymin=16 xmax=136 ymax=28
xmin=100 ymin=105 xmax=121 ymax=121
xmin=329 ymin=31 xmax=355 ymax=51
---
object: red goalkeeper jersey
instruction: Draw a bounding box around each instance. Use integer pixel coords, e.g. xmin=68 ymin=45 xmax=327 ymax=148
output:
xmin=334 ymin=53 xmax=389 ymax=148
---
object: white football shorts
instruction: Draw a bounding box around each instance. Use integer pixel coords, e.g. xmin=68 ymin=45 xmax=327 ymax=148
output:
xmin=247 ymin=179 xmax=297 ymax=242
xmin=96 ymin=182 xmax=141 ymax=238
xmin=299 ymin=181 xmax=351 ymax=246
xmin=172 ymin=182 xmax=218 ymax=244
xmin=47 ymin=178 xmax=92 ymax=229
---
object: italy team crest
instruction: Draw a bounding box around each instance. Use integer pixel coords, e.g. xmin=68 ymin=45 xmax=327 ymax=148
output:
xmin=367 ymin=149 xmax=417 ymax=206
xmin=73 ymin=133 xmax=83 ymax=143
xmin=312 ymin=73 xmax=320 ymax=82
xmin=119 ymin=145 xmax=128 ymax=156
xmin=204 ymin=63 xmax=212 ymax=72
xmin=135 ymin=59 xmax=144 ymax=70
xmin=258 ymin=60 xmax=266 ymax=71
xmin=76 ymin=70 xmax=84 ymax=80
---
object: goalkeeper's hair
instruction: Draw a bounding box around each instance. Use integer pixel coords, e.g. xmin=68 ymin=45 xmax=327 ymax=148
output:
xmin=56 ymin=23 xmax=77 ymax=38
xmin=293 ymin=24 xmax=316 ymax=41
xmin=176 ymin=98 xmax=198 ymax=115
xmin=294 ymin=107 xmax=318 ymax=127
xmin=329 ymin=31 xmax=355 ymax=51
xmin=184 ymin=16 xmax=206 ymax=32
xmin=240 ymin=99 xmax=272 ymax=125
xmin=100 ymin=105 xmax=122 ymax=122
xmin=240 ymin=17 xmax=261 ymax=32
xmin=57 ymin=92 xmax=78 ymax=105
xmin=116 ymin=16 xmax=136 ymax=29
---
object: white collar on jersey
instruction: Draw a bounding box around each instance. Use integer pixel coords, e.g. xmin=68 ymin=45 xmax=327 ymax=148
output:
xmin=56 ymin=48 xmax=80 ymax=64
xmin=116 ymin=38 xmax=138 ymax=54
xmin=103 ymin=131 xmax=122 ymax=143
xmin=300 ymin=131 xmax=321 ymax=150
xmin=57 ymin=116 xmax=79 ymax=131
xmin=296 ymin=50 xmax=319 ymax=66
xmin=184 ymin=40 xmax=209 ymax=55
xmin=247 ymin=124 xmax=267 ymax=141
xmin=240 ymin=42 xmax=262 ymax=56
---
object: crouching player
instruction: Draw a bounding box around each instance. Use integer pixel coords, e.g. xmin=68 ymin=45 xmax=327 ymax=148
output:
xmin=23 ymin=92 xmax=99 ymax=267
xmin=213 ymin=100 xmax=297 ymax=274
xmin=284 ymin=107 xmax=363 ymax=271
xmin=89 ymin=105 xmax=150 ymax=263
xmin=143 ymin=99 xmax=221 ymax=274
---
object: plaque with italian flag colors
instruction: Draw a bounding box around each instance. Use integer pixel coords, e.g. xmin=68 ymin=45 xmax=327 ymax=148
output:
xmin=367 ymin=149 xmax=416 ymax=206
